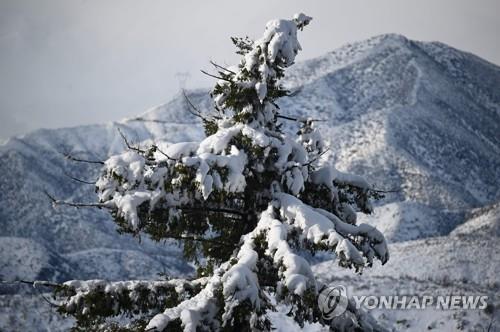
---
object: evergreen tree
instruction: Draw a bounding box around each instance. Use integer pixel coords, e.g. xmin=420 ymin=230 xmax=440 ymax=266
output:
xmin=54 ymin=13 xmax=388 ymax=331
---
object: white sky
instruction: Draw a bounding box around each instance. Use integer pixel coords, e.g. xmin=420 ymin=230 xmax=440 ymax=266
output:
xmin=1 ymin=0 xmax=499 ymax=139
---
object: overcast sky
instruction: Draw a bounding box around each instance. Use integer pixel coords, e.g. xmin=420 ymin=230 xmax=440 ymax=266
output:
xmin=1 ymin=0 xmax=499 ymax=140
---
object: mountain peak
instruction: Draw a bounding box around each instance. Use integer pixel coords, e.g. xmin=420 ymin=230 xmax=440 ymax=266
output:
xmin=1 ymin=34 xmax=499 ymax=273
xmin=364 ymin=33 xmax=411 ymax=46
xmin=1 ymin=34 xmax=499 ymax=330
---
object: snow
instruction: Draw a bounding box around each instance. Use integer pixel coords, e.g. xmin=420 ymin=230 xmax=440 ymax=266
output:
xmin=335 ymin=239 xmax=364 ymax=266
xmin=59 ymin=277 xmax=208 ymax=332
xmin=112 ymin=191 xmax=151 ymax=229
xmin=184 ymin=145 xmax=248 ymax=199
xmin=260 ymin=17 xmax=304 ymax=66
xmin=313 ymin=226 xmax=500 ymax=331
xmin=277 ymin=193 xmax=338 ymax=244
xmin=0 ymin=237 xmax=51 ymax=281
xmin=221 ymin=261 xmax=261 ymax=321
xmin=268 ymin=309 xmax=326 ymax=331
xmin=104 ymin=151 xmax=145 ymax=184
xmin=293 ymin=13 xmax=313 ymax=26
xmin=146 ymin=272 xmax=221 ymax=331
xmin=148 ymin=186 xmax=389 ymax=330
xmin=450 ymin=202 xmax=500 ymax=237
xmin=197 ymin=126 xmax=241 ymax=154
xmin=276 ymin=193 xmax=388 ymax=268
xmin=255 ymin=82 xmax=267 ymax=103
xmin=284 ymin=167 xmax=305 ymax=195
xmin=1 ymin=29 xmax=499 ymax=331
xmin=311 ymin=166 xmax=370 ymax=191
xmin=214 ymin=13 xmax=312 ymax=113
xmin=160 ymin=141 xmax=199 ymax=159
xmin=357 ymin=202 xmax=464 ymax=242
xmin=257 ymin=206 xmax=316 ymax=295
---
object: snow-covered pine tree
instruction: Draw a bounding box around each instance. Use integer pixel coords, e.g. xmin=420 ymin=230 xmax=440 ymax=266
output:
xmin=54 ymin=13 xmax=389 ymax=331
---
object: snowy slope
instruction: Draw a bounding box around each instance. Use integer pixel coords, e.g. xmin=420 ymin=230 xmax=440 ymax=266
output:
xmin=451 ymin=201 xmax=500 ymax=237
xmin=314 ymin=222 xmax=500 ymax=287
xmin=0 ymin=34 xmax=499 ymax=331
xmin=0 ymin=94 xmax=208 ymax=282
xmin=289 ymin=35 xmax=500 ymax=210
xmin=0 ymin=237 xmax=76 ymax=282
xmin=313 ymin=206 xmax=500 ymax=331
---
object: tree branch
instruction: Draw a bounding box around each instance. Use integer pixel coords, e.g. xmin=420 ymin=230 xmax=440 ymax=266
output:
xmin=63 ymin=153 xmax=104 ymax=165
xmin=181 ymin=89 xmax=223 ymax=126
xmin=209 ymin=61 xmax=236 ymax=75
xmin=200 ymin=70 xmax=232 ymax=82
xmin=287 ymin=87 xmax=302 ymax=97
xmin=63 ymin=172 xmax=96 ymax=185
xmin=1 ymin=279 xmax=60 ymax=288
xmin=370 ymin=188 xmax=402 ymax=193
xmin=302 ymin=148 xmax=330 ymax=167
xmin=1 ymin=280 xmax=61 ymax=307
xmin=182 ymin=90 xmax=206 ymax=120
xmin=44 ymin=190 xmax=106 ymax=209
xmin=179 ymin=206 xmax=247 ymax=217
xmin=487 ymin=316 xmax=494 ymax=332
xmin=129 ymin=117 xmax=169 ymax=124
xmin=152 ymin=144 xmax=177 ymax=161
xmin=164 ymin=234 xmax=235 ymax=247
xmin=276 ymin=114 xmax=326 ymax=122
xmin=117 ymin=127 xmax=147 ymax=154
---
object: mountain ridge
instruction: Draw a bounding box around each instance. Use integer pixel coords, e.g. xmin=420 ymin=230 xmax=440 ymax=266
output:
xmin=0 ymin=34 xmax=499 ymax=331
xmin=2 ymin=32 xmax=499 ymax=276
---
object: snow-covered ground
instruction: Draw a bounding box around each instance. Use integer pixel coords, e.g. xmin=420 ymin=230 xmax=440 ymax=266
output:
xmin=1 ymin=34 xmax=499 ymax=331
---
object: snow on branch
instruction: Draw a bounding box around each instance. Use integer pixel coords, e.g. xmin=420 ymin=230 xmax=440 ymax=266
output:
xmin=145 ymin=189 xmax=388 ymax=330
xmin=51 ymin=12 xmax=391 ymax=331
xmin=55 ymin=278 xmax=207 ymax=327
xmin=275 ymin=193 xmax=388 ymax=270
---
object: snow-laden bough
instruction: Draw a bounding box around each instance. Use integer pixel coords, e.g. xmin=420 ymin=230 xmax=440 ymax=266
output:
xmin=54 ymin=13 xmax=389 ymax=331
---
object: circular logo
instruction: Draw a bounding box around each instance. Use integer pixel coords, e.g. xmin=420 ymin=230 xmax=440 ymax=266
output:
xmin=317 ymin=285 xmax=348 ymax=319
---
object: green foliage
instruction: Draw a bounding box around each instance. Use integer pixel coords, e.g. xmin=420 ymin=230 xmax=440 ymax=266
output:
xmin=335 ymin=182 xmax=372 ymax=214
xmin=69 ymin=319 xmax=149 ymax=332
xmin=212 ymin=82 xmax=256 ymax=115
xmin=57 ymin=14 xmax=385 ymax=331
xmin=253 ymin=231 xmax=280 ymax=288
xmin=300 ymin=182 xmax=336 ymax=213
xmin=203 ymin=119 xmax=218 ymax=136
xmin=54 ymin=281 xmax=198 ymax=331
xmin=231 ymin=36 xmax=253 ymax=55
xmin=286 ymin=289 xmax=320 ymax=327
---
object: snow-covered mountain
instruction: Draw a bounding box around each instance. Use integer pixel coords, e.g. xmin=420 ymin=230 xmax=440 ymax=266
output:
xmin=1 ymin=34 xmax=499 ymax=331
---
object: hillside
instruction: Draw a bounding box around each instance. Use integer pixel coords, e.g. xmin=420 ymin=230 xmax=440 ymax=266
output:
xmin=0 ymin=34 xmax=499 ymax=331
